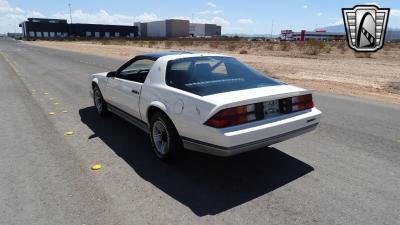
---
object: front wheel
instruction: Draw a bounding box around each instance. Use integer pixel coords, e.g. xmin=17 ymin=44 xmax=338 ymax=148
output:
xmin=149 ymin=112 xmax=182 ymax=160
xmin=93 ymin=85 xmax=108 ymax=116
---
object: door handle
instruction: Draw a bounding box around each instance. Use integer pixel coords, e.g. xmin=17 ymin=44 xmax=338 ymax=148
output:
xmin=131 ymin=90 xmax=139 ymax=95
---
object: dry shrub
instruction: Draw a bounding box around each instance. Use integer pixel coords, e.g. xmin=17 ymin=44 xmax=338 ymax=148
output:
xmin=239 ymin=49 xmax=248 ymax=54
xmin=226 ymin=44 xmax=237 ymax=51
xmin=177 ymin=40 xmax=193 ymax=47
xmin=335 ymin=41 xmax=348 ymax=54
xmin=279 ymin=42 xmax=291 ymax=51
xmin=323 ymin=45 xmax=332 ymax=54
xmin=354 ymin=52 xmax=372 ymax=58
xmin=99 ymin=39 xmax=111 ymax=45
xmin=302 ymin=40 xmax=325 ymax=55
xmin=208 ymin=41 xmax=219 ymax=49
xmin=164 ymin=41 xmax=173 ymax=49
xmin=265 ymin=43 xmax=274 ymax=51
xmin=147 ymin=40 xmax=157 ymax=48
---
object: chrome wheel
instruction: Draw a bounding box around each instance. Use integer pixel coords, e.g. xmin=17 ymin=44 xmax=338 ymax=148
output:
xmin=152 ymin=120 xmax=169 ymax=155
xmin=94 ymin=89 xmax=103 ymax=112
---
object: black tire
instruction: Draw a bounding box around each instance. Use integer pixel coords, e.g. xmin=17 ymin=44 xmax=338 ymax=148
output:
xmin=93 ymin=85 xmax=108 ymax=116
xmin=149 ymin=112 xmax=183 ymax=160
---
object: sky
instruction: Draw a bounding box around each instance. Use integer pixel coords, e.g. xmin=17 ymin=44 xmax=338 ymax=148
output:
xmin=1 ymin=0 xmax=399 ymax=34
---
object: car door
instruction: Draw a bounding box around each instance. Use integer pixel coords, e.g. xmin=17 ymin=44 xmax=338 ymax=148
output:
xmin=106 ymin=57 xmax=155 ymax=119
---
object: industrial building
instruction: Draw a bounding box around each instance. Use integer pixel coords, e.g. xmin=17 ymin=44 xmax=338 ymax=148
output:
xmin=281 ymin=30 xmax=346 ymax=41
xmin=281 ymin=29 xmax=400 ymax=42
xmin=386 ymin=30 xmax=400 ymax=41
xmin=189 ymin=23 xmax=222 ymax=37
xmin=135 ymin=19 xmax=190 ymax=38
xmin=19 ymin=18 xmax=138 ymax=39
xmin=135 ymin=20 xmax=221 ymax=38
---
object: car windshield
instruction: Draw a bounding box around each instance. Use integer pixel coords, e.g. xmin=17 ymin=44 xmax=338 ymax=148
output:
xmin=165 ymin=56 xmax=283 ymax=96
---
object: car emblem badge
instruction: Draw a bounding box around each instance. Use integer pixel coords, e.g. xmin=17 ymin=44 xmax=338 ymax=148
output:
xmin=342 ymin=5 xmax=390 ymax=52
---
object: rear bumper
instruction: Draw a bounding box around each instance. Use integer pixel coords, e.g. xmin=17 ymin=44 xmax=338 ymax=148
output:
xmin=181 ymin=107 xmax=321 ymax=156
xmin=182 ymin=123 xmax=318 ymax=156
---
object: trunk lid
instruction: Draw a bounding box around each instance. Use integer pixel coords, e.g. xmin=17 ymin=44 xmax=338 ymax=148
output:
xmin=203 ymin=84 xmax=313 ymax=119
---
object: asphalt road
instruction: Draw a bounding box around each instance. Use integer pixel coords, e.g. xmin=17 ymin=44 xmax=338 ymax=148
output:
xmin=0 ymin=38 xmax=399 ymax=225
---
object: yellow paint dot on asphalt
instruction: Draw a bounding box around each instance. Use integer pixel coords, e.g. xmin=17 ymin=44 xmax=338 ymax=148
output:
xmin=31 ymin=89 xmax=36 ymax=92
xmin=44 ymin=92 xmax=49 ymax=95
xmin=54 ymin=102 xmax=59 ymax=105
xmin=48 ymin=112 xmax=56 ymax=115
xmin=91 ymin=164 xmax=102 ymax=170
xmin=64 ymin=131 xmax=73 ymax=136
xmin=62 ymin=110 xmax=68 ymax=113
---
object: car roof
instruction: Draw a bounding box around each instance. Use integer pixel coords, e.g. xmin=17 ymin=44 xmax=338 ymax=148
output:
xmin=138 ymin=51 xmax=193 ymax=60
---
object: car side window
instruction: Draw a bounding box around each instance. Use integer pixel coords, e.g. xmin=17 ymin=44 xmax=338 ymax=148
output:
xmin=118 ymin=59 xmax=155 ymax=83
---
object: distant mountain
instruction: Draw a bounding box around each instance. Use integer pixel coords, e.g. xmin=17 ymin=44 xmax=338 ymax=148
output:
xmin=320 ymin=25 xmax=345 ymax=33
xmin=321 ymin=24 xmax=399 ymax=33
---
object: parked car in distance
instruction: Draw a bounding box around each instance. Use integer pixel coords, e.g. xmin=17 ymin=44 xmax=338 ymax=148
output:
xmin=89 ymin=51 xmax=322 ymax=160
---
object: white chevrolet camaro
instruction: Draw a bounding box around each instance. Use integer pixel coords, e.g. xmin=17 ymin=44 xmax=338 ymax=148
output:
xmin=89 ymin=51 xmax=322 ymax=160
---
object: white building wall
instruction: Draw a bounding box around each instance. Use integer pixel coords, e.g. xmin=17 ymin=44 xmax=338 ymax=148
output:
xmin=147 ymin=20 xmax=166 ymax=37
xmin=190 ymin=23 xmax=205 ymax=37
xmin=134 ymin=22 xmax=141 ymax=36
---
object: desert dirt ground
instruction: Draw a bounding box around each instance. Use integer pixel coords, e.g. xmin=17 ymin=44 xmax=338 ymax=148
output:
xmin=29 ymin=40 xmax=400 ymax=104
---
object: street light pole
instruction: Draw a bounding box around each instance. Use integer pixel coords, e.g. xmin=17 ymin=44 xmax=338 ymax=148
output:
xmin=68 ymin=3 xmax=73 ymax=23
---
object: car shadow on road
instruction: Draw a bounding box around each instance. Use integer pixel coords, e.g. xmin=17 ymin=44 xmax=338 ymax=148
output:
xmin=79 ymin=106 xmax=314 ymax=216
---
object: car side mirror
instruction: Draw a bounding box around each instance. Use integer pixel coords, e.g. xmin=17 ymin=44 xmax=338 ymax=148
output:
xmin=107 ymin=71 xmax=117 ymax=77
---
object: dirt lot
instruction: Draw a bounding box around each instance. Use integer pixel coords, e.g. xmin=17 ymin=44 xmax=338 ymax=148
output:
xmin=29 ymin=40 xmax=400 ymax=104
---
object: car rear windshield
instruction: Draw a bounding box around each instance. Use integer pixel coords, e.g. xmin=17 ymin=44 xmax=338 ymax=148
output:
xmin=165 ymin=56 xmax=283 ymax=96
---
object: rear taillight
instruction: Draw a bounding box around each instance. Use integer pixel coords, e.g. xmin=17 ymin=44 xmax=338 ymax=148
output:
xmin=205 ymin=94 xmax=314 ymax=128
xmin=205 ymin=103 xmax=263 ymax=128
xmin=280 ymin=94 xmax=314 ymax=113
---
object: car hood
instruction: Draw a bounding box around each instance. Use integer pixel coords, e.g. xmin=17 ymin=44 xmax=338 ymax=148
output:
xmin=91 ymin=72 xmax=108 ymax=77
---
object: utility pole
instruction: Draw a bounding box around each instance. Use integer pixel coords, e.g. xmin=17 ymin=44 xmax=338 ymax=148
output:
xmin=270 ymin=20 xmax=274 ymax=39
xmin=68 ymin=3 xmax=73 ymax=23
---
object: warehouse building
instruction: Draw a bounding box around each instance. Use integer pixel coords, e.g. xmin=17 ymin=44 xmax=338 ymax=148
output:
xmin=135 ymin=19 xmax=222 ymax=38
xmin=135 ymin=19 xmax=190 ymax=38
xmin=19 ymin=18 xmax=138 ymax=39
xmin=189 ymin=23 xmax=221 ymax=37
xmin=281 ymin=30 xmax=346 ymax=41
xmin=69 ymin=23 xmax=136 ymax=38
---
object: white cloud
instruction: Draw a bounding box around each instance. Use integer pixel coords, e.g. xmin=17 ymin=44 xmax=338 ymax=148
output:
xmin=364 ymin=2 xmax=380 ymax=7
xmin=199 ymin=9 xmax=222 ymax=15
xmin=53 ymin=10 xmax=160 ymax=24
xmin=237 ymin=19 xmax=254 ymax=24
xmin=303 ymin=5 xmax=308 ymax=9
xmin=0 ymin=0 xmax=45 ymax=33
xmin=199 ymin=10 xmax=211 ymax=15
xmin=327 ymin=20 xmax=343 ymax=26
xmin=134 ymin=12 xmax=159 ymax=22
xmin=392 ymin=9 xmax=400 ymax=16
xmin=327 ymin=17 xmax=343 ymax=26
xmin=317 ymin=12 xmax=323 ymax=16
xmin=211 ymin=16 xmax=230 ymax=26
xmin=207 ymin=2 xmax=217 ymax=8
xmin=172 ymin=15 xmax=230 ymax=26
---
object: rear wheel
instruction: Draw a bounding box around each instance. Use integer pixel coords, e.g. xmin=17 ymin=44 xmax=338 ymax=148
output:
xmin=93 ymin=85 xmax=108 ymax=116
xmin=149 ymin=112 xmax=182 ymax=160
